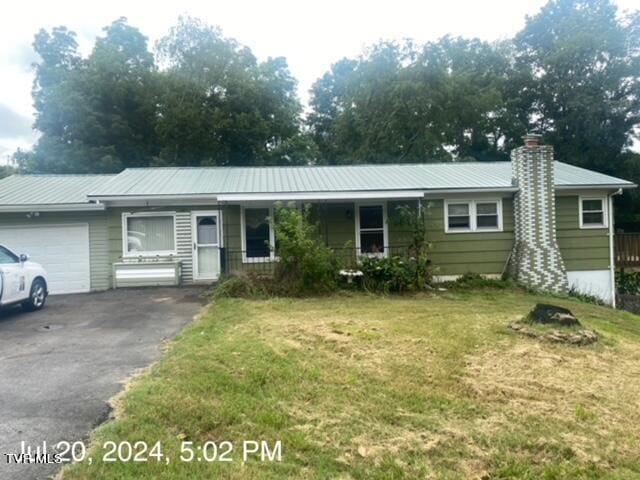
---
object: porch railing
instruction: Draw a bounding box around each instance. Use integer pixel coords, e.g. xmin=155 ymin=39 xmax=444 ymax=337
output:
xmin=220 ymin=245 xmax=413 ymax=276
xmin=615 ymin=233 xmax=640 ymax=269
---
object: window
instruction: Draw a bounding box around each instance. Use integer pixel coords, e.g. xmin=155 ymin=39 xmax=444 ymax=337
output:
xmin=0 ymin=246 xmax=19 ymax=264
xmin=197 ymin=217 xmax=218 ymax=245
xmin=447 ymin=203 xmax=471 ymax=230
xmin=123 ymin=213 xmax=176 ymax=256
xmin=476 ymin=202 xmax=499 ymax=229
xmin=241 ymin=207 xmax=274 ymax=262
xmin=356 ymin=204 xmax=387 ymax=256
xmin=580 ymin=196 xmax=607 ymax=228
xmin=445 ymin=199 xmax=503 ymax=233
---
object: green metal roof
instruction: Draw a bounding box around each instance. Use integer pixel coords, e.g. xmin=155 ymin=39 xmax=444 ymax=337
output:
xmin=88 ymin=161 xmax=634 ymax=198
xmin=0 ymin=162 xmax=633 ymax=209
xmin=0 ymin=174 xmax=115 ymax=210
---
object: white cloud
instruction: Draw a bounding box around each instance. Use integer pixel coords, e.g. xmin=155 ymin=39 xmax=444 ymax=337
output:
xmin=0 ymin=103 xmax=33 ymax=139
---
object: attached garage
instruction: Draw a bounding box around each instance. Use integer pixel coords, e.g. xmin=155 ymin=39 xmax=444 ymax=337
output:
xmin=0 ymin=174 xmax=115 ymax=294
xmin=0 ymin=224 xmax=91 ymax=294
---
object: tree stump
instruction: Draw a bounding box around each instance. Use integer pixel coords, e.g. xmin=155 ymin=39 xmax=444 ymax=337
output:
xmin=527 ymin=303 xmax=581 ymax=327
xmin=509 ymin=303 xmax=598 ymax=345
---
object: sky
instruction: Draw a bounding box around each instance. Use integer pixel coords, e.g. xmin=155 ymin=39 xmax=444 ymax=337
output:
xmin=0 ymin=0 xmax=637 ymax=161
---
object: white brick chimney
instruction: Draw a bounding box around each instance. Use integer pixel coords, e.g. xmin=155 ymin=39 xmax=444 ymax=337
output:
xmin=508 ymin=134 xmax=569 ymax=293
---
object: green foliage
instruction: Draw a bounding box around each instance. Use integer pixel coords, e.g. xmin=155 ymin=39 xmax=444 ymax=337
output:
xmin=270 ymin=203 xmax=339 ymax=295
xmin=616 ymin=270 xmax=640 ymax=295
xmin=154 ymin=17 xmax=310 ymax=167
xmin=515 ymin=0 xmax=640 ymax=224
xmin=357 ymin=202 xmax=433 ymax=293
xmin=0 ymin=165 xmax=16 ymax=179
xmin=568 ymin=286 xmax=606 ymax=305
xmin=213 ymin=204 xmax=339 ymax=298
xmin=516 ymin=0 xmax=639 ymax=172
xmin=447 ymin=272 xmax=513 ymax=290
xmin=22 ymin=16 xmax=313 ymax=173
xmin=308 ymin=38 xmax=526 ymax=164
xmin=308 ymin=0 xmax=639 ymax=174
xmin=210 ymin=272 xmax=270 ymax=299
xmin=359 ymin=255 xmax=431 ymax=293
xmin=392 ymin=203 xmax=430 ymax=259
xmin=16 ymin=0 xmax=640 ymax=232
xmin=24 ymin=18 xmax=159 ymax=173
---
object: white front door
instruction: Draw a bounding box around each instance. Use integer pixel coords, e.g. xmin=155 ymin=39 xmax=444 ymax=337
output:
xmin=192 ymin=211 xmax=222 ymax=281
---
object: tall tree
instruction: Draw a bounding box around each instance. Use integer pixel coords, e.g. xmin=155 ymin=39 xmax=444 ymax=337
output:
xmin=25 ymin=18 xmax=158 ymax=173
xmin=308 ymin=38 xmax=528 ymax=164
xmin=21 ymin=17 xmax=314 ymax=173
xmin=515 ymin=0 xmax=640 ymax=172
xmin=154 ymin=16 xmax=311 ymax=166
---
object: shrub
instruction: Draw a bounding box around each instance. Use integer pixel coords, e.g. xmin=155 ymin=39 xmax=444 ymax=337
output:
xmin=359 ymin=255 xmax=431 ymax=293
xmin=210 ymin=272 xmax=270 ymax=299
xmin=568 ymin=286 xmax=605 ymax=305
xmin=271 ymin=202 xmax=340 ymax=295
xmin=616 ymin=270 xmax=640 ymax=295
xmin=447 ymin=272 xmax=512 ymax=290
xmin=393 ymin=203 xmax=430 ymax=261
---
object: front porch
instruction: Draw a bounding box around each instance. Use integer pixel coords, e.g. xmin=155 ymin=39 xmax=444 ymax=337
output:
xmin=114 ymin=201 xmax=418 ymax=287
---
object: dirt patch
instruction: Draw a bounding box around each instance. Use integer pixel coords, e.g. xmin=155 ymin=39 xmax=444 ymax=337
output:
xmin=462 ymin=340 xmax=640 ymax=461
xmin=253 ymin=309 xmax=433 ymax=375
xmin=509 ymin=321 xmax=598 ymax=345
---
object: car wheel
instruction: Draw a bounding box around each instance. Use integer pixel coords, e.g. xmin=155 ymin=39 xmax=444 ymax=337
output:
xmin=22 ymin=279 xmax=47 ymax=311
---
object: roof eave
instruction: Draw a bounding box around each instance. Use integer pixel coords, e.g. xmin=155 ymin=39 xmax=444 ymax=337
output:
xmin=0 ymin=203 xmax=105 ymax=212
xmin=87 ymin=193 xmax=219 ymax=202
xmin=555 ymin=183 xmax=637 ymax=190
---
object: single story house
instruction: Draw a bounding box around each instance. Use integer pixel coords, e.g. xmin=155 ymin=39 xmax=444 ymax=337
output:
xmin=0 ymin=136 xmax=634 ymax=305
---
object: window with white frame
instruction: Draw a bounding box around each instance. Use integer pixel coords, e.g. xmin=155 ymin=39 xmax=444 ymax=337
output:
xmin=475 ymin=201 xmax=500 ymax=230
xmin=445 ymin=200 xmax=502 ymax=233
xmin=356 ymin=205 xmax=387 ymax=256
xmin=580 ymin=197 xmax=607 ymax=228
xmin=242 ymin=207 xmax=274 ymax=261
xmin=446 ymin=203 xmax=471 ymax=230
xmin=123 ymin=213 xmax=176 ymax=255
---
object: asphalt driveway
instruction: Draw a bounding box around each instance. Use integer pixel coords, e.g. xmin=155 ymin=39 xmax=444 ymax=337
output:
xmin=0 ymin=287 xmax=206 ymax=480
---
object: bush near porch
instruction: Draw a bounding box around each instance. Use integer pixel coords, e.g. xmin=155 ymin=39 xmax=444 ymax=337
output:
xmin=61 ymin=290 xmax=640 ymax=479
xmin=216 ymin=202 xmax=434 ymax=297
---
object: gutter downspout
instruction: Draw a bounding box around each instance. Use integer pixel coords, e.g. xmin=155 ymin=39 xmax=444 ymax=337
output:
xmin=609 ymin=189 xmax=622 ymax=308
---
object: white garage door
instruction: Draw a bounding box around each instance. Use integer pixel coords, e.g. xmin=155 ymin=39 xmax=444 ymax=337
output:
xmin=0 ymin=224 xmax=91 ymax=294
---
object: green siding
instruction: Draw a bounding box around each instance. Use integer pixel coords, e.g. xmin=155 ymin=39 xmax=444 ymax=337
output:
xmin=223 ymin=199 xmax=516 ymax=276
xmin=316 ymin=203 xmax=357 ymax=247
xmin=221 ymin=205 xmax=242 ymax=251
xmin=555 ymin=196 xmax=610 ymax=271
xmin=0 ymin=211 xmax=111 ymax=291
xmin=424 ymin=199 xmax=515 ymax=276
xmin=0 ymin=194 xmax=608 ymax=291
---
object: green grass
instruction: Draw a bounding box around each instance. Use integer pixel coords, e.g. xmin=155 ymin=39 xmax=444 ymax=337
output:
xmin=61 ymin=290 xmax=640 ymax=479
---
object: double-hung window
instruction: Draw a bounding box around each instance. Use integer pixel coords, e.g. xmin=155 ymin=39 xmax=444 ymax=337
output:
xmin=356 ymin=204 xmax=387 ymax=257
xmin=445 ymin=200 xmax=502 ymax=233
xmin=580 ymin=196 xmax=607 ymax=228
xmin=123 ymin=213 xmax=176 ymax=256
xmin=446 ymin=203 xmax=471 ymax=230
xmin=475 ymin=202 xmax=500 ymax=229
xmin=241 ymin=207 xmax=275 ymax=262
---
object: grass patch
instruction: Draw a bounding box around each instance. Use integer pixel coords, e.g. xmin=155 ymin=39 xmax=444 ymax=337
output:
xmin=61 ymin=290 xmax=640 ymax=479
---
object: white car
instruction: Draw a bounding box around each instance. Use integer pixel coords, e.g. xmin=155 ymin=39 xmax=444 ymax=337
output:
xmin=0 ymin=245 xmax=48 ymax=311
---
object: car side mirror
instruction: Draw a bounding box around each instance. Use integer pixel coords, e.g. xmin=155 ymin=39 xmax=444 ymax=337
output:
xmin=19 ymin=253 xmax=29 ymax=263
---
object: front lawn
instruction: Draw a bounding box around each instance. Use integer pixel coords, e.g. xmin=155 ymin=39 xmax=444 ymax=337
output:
xmin=61 ymin=290 xmax=640 ymax=479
